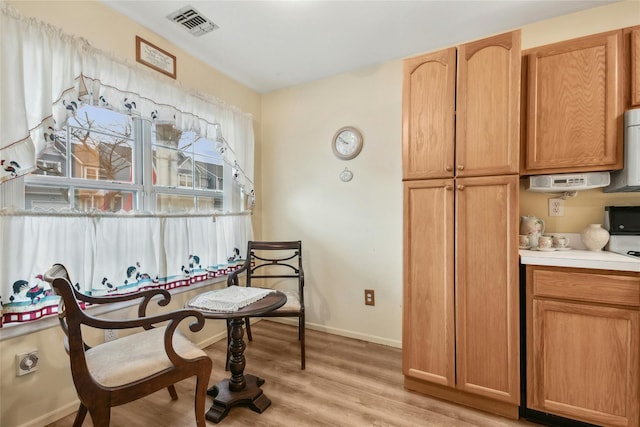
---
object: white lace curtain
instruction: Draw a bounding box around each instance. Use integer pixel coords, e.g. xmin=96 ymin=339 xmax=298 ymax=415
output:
xmin=0 ymin=3 xmax=255 ymax=195
xmin=0 ymin=213 xmax=253 ymax=326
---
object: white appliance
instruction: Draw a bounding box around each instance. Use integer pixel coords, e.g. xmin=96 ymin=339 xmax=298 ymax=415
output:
xmin=525 ymin=171 xmax=610 ymax=192
xmin=604 ymin=108 xmax=640 ymax=192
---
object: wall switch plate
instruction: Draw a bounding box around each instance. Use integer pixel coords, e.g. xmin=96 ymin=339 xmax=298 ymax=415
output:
xmin=16 ymin=350 xmax=39 ymax=376
xmin=549 ymin=198 xmax=564 ymax=217
xmin=364 ymin=289 xmax=375 ymax=306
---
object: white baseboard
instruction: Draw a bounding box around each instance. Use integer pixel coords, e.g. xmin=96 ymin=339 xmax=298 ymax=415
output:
xmin=267 ymin=318 xmax=402 ymax=349
xmin=17 ymin=401 xmax=79 ymax=427
xmin=202 ymin=318 xmax=402 ymax=348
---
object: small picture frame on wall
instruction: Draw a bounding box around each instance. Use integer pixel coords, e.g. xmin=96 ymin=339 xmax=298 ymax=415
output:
xmin=135 ymin=36 xmax=176 ymax=79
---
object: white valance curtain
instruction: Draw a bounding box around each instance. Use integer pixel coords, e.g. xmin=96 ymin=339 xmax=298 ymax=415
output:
xmin=0 ymin=213 xmax=252 ymax=326
xmin=0 ymin=3 xmax=255 ymax=196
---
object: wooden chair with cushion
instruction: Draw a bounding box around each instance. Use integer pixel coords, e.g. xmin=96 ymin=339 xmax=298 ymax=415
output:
xmin=227 ymin=240 xmax=306 ymax=369
xmin=43 ymin=263 xmax=213 ymax=427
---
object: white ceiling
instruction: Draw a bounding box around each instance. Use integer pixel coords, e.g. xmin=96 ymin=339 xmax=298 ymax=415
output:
xmin=103 ymin=0 xmax=619 ymax=93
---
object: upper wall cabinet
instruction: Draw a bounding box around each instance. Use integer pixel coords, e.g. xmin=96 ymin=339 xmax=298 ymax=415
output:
xmin=402 ymin=31 xmax=521 ymax=180
xmin=522 ymin=30 xmax=624 ymax=175
xmin=625 ymin=25 xmax=640 ymax=108
xmin=456 ymin=32 xmax=521 ymax=178
xmin=402 ymin=49 xmax=456 ymax=180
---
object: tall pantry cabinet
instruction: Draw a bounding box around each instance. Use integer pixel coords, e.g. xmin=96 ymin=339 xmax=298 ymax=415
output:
xmin=402 ymin=31 xmax=521 ymax=417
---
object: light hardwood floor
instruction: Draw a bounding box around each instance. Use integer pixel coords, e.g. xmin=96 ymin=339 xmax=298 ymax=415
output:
xmin=46 ymin=321 xmax=539 ymax=427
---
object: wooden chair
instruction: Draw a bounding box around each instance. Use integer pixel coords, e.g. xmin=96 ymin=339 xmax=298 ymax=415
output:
xmin=227 ymin=241 xmax=306 ymax=369
xmin=43 ymin=264 xmax=212 ymax=427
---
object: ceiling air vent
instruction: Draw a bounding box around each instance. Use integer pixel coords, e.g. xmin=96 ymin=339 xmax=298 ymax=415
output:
xmin=167 ymin=6 xmax=219 ymax=37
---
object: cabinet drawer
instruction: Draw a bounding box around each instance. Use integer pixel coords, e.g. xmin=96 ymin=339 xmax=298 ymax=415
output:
xmin=532 ymin=269 xmax=640 ymax=307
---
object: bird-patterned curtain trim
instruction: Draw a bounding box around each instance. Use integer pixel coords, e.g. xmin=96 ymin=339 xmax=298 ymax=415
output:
xmin=0 ymin=212 xmax=252 ymax=327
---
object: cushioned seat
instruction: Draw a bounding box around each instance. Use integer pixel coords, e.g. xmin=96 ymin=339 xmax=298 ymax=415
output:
xmin=86 ymin=326 xmax=208 ymax=388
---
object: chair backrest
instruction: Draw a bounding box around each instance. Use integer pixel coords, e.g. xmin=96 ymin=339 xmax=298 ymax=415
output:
xmin=43 ymin=264 xmax=95 ymax=380
xmin=43 ymin=264 xmax=86 ymax=354
xmin=245 ymin=241 xmax=304 ymax=299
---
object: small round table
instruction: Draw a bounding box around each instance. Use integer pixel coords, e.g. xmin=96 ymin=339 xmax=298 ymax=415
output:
xmin=186 ymin=289 xmax=286 ymax=423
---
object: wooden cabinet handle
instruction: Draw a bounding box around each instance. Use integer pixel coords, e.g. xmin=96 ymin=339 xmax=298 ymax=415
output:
xmin=457 ymin=185 xmax=465 ymax=191
xmin=445 ymin=185 xmax=453 ymax=191
xmin=457 ymin=165 xmax=464 ymax=171
xmin=446 ymin=166 xmax=453 ymax=172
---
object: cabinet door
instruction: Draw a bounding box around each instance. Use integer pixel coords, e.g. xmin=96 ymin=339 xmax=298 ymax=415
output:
xmin=403 ymin=179 xmax=455 ymax=386
xmin=529 ymin=299 xmax=639 ymax=427
xmin=455 ymin=174 xmax=520 ymax=403
xmin=456 ymin=31 xmax=521 ymax=177
xmin=629 ymin=26 xmax=640 ymax=107
xmin=402 ymin=49 xmax=456 ymax=180
xmin=524 ymin=30 xmax=623 ymax=174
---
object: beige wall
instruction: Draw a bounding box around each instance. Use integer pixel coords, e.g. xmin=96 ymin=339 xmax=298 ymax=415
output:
xmin=2 ymin=1 xmax=640 ymax=426
xmin=261 ymin=61 xmax=404 ymax=346
xmin=260 ymin=0 xmax=640 ymax=357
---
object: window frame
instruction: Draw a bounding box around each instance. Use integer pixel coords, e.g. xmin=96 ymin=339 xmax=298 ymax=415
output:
xmin=23 ymin=108 xmax=232 ymax=213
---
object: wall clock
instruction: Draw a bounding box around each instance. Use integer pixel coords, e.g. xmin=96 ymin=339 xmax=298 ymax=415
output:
xmin=332 ymin=126 xmax=363 ymax=160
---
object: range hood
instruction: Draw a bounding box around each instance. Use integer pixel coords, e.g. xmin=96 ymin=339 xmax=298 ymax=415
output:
xmin=604 ymin=108 xmax=640 ymax=192
xmin=525 ymin=172 xmax=610 ymax=192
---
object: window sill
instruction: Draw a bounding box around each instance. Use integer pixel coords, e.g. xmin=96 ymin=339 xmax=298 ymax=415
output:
xmin=0 ymin=275 xmax=229 ymax=342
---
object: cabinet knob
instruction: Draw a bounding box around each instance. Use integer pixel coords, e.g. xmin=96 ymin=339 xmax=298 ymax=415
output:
xmin=457 ymin=165 xmax=464 ymax=171
xmin=446 ymin=166 xmax=453 ymax=172
xmin=457 ymin=185 xmax=465 ymax=191
xmin=445 ymin=185 xmax=453 ymax=191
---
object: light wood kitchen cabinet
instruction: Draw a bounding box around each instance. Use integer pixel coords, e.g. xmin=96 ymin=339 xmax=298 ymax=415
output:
xmin=454 ymin=175 xmax=520 ymax=403
xmin=402 ymin=31 xmax=520 ymax=180
xmin=526 ymin=266 xmax=640 ymax=427
xmin=403 ymin=179 xmax=455 ymax=387
xmin=403 ymin=175 xmax=520 ymax=416
xmin=522 ymin=30 xmax=624 ymax=175
xmin=402 ymin=49 xmax=456 ymax=180
xmin=625 ymin=25 xmax=640 ymax=108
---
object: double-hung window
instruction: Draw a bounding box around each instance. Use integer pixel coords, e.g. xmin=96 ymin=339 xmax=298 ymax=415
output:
xmin=21 ymin=103 xmax=234 ymax=213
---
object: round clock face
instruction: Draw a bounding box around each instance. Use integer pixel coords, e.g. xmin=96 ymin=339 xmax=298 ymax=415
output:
xmin=332 ymin=127 xmax=363 ymax=160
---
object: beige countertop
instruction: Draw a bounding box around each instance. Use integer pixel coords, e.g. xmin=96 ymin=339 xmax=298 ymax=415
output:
xmin=519 ymin=248 xmax=640 ymax=272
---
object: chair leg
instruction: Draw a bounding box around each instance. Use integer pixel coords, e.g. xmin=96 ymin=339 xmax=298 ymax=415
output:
xmin=87 ymin=405 xmax=110 ymax=427
xmin=194 ymin=361 xmax=212 ymax=427
xmin=72 ymin=403 xmax=88 ymax=427
xmin=167 ymin=384 xmax=178 ymax=400
xmin=245 ymin=316 xmax=253 ymax=340
xmin=300 ymin=314 xmax=306 ymax=370
xmin=225 ymin=319 xmax=231 ymax=371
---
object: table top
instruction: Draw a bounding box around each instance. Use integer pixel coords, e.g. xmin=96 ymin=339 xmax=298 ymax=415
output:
xmin=186 ymin=288 xmax=287 ymax=319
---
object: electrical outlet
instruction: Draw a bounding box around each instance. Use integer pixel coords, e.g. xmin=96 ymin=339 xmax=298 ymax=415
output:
xmin=104 ymin=329 xmax=118 ymax=342
xmin=364 ymin=289 xmax=375 ymax=306
xmin=16 ymin=350 xmax=39 ymax=376
xmin=549 ymin=198 xmax=564 ymax=217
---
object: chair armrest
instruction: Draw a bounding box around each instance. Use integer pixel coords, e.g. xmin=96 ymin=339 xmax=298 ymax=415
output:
xmin=227 ymin=263 xmax=249 ymax=287
xmin=82 ymin=308 xmax=204 ymax=332
xmin=72 ymin=288 xmax=172 ymax=322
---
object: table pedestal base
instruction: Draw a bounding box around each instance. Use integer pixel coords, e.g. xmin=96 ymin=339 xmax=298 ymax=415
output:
xmin=206 ymin=374 xmax=271 ymax=423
